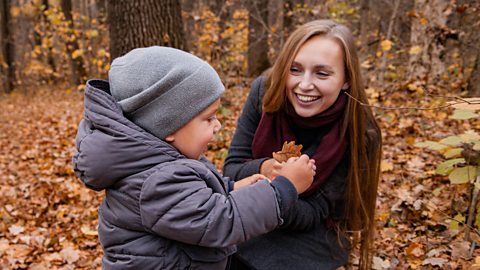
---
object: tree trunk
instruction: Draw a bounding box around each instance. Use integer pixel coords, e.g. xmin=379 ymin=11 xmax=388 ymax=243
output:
xmin=247 ymin=0 xmax=270 ymax=77
xmin=283 ymin=0 xmax=304 ymax=40
xmin=446 ymin=0 xmax=480 ymax=97
xmin=36 ymin=0 xmax=56 ymax=80
xmin=358 ymin=0 xmax=370 ymax=42
xmin=378 ymin=0 xmax=400 ymax=86
xmin=60 ymin=0 xmax=87 ymax=85
xmin=283 ymin=0 xmax=293 ymax=38
xmin=209 ymin=0 xmax=230 ymax=62
xmin=268 ymin=0 xmax=284 ymax=61
xmin=87 ymin=0 xmax=106 ymax=20
xmin=97 ymin=0 xmax=106 ymax=16
xmin=407 ymin=0 xmax=451 ymax=84
xmin=208 ymin=0 xmax=229 ymax=29
xmin=358 ymin=0 xmax=379 ymax=58
xmin=468 ymin=54 xmax=480 ymax=97
xmin=208 ymin=0 xmax=229 ymax=43
xmin=180 ymin=0 xmax=195 ymax=52
xmin=1 ymin=0 xmax=14 ymax=93
xmin=107 ymin=0 xmax=186 ymax=60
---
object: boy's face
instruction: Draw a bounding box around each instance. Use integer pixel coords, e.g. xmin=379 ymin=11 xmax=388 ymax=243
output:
xmin=165 ymin=99 xmax=221 ymax=160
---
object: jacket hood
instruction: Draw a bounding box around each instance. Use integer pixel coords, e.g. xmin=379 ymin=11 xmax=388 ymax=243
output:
xmin=73 ymin=80 xmax=183 ymax=191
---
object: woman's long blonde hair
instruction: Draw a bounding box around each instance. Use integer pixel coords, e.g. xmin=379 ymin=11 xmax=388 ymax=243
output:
xmin=263 ymin=20 xmax=382 ymax=269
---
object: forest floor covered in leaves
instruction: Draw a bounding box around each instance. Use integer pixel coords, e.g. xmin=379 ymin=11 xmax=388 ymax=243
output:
xmin=0 ymin=80 xmax=479 ymax=269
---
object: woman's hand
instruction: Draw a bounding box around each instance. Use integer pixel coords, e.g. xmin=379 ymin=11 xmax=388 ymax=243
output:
xmin=233 ymin=174 xmax=269 ymax=190
xmin=260 ymin=158 xmax=283 ymax=179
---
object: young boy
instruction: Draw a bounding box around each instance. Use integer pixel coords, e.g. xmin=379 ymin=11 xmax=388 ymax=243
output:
xmin=73 ymin=46 xmax=314 ymax=270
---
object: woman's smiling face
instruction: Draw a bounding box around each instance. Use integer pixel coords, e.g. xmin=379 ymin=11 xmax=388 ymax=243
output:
xmin=286 ymin=35 xmax=349 ymax=118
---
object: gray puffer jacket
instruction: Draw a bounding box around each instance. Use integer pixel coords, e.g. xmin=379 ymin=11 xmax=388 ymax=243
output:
xmin=72 ymin=80 xmax=298 ymax=270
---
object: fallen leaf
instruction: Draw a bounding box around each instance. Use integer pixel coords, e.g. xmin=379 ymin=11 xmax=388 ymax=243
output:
xmin=422 ymin=257 xmax=447 ymax=267
xmin=381 ymin=160 xmax=394 ymax=172
xmin=81 ymin=226 xmax=98 ymax=236
xmin=450 ymin=240 xmax=470 ymax=260
xmin=272 ymin=141 xmax=302 ymax=163
xmin=372 ymin=256 xmax=390 ymax=270
xmin=44 ymin=252 xmax=63 ymax=265
xmin=8 ymin=225 xmax=25 ymax=236
xmin=60 ymin=246 xmax=80 ymax=264
xmin=0 ymin=239 xmax=9 ymax=256
xmin=405 ymin=242 xmax=423 ymax=257
xmin=406 ymin=156 xmax=425 ymax=171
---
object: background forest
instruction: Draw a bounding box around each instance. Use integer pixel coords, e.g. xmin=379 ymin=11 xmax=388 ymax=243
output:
xmin=0 ymin=0 xmax=479 ymax=269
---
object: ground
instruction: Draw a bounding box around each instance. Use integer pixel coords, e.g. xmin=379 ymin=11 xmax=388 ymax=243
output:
xmin=0 ymin=81 xmax=479 ymax=269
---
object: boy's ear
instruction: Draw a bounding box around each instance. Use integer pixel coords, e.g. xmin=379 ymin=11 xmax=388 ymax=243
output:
xmin=341 ymin=82 xmax=350 ymax=90
xmin=165 ymin=135 xmax=175 ymax=142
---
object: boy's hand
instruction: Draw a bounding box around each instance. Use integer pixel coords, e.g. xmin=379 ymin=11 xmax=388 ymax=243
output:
xmin=276 ymin=155 xmax=315 ymax=194
xmin=233 ymin=174 xmax=269 ymax=190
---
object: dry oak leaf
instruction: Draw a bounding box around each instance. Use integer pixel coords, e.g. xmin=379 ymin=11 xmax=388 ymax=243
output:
xmin=272 ymin=141 xmax=303 ymax=163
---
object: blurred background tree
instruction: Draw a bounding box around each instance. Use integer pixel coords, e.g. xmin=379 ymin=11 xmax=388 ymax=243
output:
xmin=0 ymin=0 xmax=478 ymax=97
xmin=1 ymin=0 xmax=14 ymax=93
xmin=107 ymin=0 xmax=186 ymax=59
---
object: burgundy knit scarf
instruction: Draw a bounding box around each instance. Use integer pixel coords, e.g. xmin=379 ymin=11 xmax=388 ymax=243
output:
xmin=252 ymin=93 xmax=348 ymax=196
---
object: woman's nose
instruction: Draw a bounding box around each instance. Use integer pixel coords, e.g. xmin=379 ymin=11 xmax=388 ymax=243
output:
xmin=298 ymin=74 xmax=314 ymax=90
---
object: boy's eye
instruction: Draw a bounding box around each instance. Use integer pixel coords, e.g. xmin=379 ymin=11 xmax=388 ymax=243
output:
xmin=208 ymin=115 xmax=217 ymax=122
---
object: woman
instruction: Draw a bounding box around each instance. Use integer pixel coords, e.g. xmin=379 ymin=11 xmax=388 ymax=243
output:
xmin=224 ymin=20 xmax=382 ymax=269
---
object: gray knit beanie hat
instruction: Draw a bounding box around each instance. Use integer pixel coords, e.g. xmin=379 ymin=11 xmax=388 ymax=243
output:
xmin=109 ymin=46 xmax=224 ymax=139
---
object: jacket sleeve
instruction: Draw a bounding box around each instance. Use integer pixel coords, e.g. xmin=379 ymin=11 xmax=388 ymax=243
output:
xmin=139 ymin=161 xmax=297 ymax=248
xmin=279 ymin=157 xmax=348 ymax=231
xmin=223 ymin=77 xmax=269 ymax=180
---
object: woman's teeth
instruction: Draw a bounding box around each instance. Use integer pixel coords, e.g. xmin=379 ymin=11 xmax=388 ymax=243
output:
xmin=296 ymin=94 xmax=320 ymax=102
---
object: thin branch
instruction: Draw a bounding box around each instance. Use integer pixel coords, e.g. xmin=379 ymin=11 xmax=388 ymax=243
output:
xmin=465 ymin=172 xmax=480 ymax=241
xmin=426 ymin=201 xmax=480 ymax=238
xmin=248 ymin=4 xmax=280 ymax=38
xmin=344 ymin=91 xmax=480 ymax=111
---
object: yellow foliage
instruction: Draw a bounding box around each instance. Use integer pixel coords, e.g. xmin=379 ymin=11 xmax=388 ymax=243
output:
xmin=420 ymin=18 xmax=428 ymax=26
xmin=407 ymin=83 xmax=424 ymax=94
xmin=409 ymin=45 xmax=422 ymax=55
xmin=72 ymin=49 xmax=84 ymax=59
xmin=97 ymin=49 xmax=107 ymax=58
xmin=191 ymin=6 xmax=248 ymax=75
xmin=10 ymin=6 xmax=21 ymax=17
xmin=20 ymin=2 xmax=111 ymax=85
xmin=86 ymin=30 xmax=99 ymax=39
xmin=380 ymin=40 xmax=392 ymax=52
xmin=50 ymin=14 xmax=62 ymax=26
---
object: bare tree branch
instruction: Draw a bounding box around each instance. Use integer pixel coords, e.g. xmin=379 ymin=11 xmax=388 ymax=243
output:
xmin=344 ymin=91 xmax=480 ymax=111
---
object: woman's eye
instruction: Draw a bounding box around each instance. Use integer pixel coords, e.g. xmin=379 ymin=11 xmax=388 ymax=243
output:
xmin=290 ymin=66 xmax=301 ymax=73
xmin=316 ymin=71 xmax=329 ymax=77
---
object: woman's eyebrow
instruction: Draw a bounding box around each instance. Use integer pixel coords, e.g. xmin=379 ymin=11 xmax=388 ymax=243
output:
xmin=293 ymin=61 xmax=334 ymax=70
xmin=313 ymin=64 xmax=334 ymax=70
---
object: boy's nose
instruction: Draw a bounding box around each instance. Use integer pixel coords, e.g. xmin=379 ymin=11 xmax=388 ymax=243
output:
xmin=213 ymin=119 xmax=221 ymax=133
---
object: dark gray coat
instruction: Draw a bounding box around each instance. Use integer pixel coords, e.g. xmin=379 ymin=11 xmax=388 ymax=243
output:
xmin=73 ymin=80 xmax=298 ymax=270
xmin=224 ymin=77 xmax=350 ymax=270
